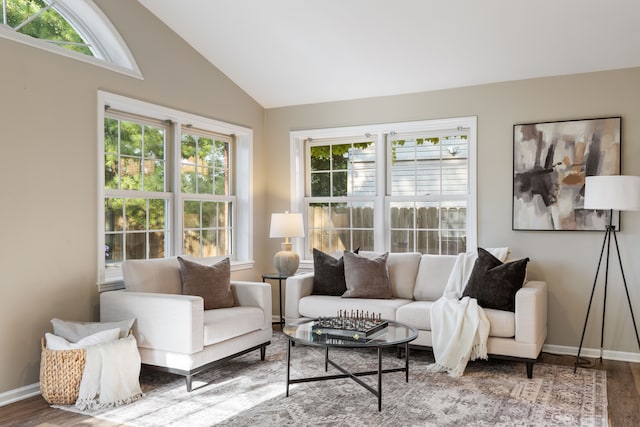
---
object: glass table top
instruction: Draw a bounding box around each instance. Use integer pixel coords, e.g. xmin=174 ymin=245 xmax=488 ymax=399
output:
xmin=283 ymin=318 xmax=418 ymax=348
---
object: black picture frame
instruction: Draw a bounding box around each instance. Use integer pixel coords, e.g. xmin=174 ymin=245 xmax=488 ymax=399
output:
xmin=513 ymin=117 xmax=621 ymax=231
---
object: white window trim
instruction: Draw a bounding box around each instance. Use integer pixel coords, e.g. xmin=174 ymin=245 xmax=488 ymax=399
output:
xmin=0 ymin=0 xmax=142 ymax=79
xmin=97 ymin=91 xmax=253 ymax=290
xmin=290 ymin=116 xmax=477 ymax=267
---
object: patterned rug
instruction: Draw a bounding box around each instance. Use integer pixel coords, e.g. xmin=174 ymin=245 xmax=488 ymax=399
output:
xmin=55 ymin=332 xmax=607 ymax=426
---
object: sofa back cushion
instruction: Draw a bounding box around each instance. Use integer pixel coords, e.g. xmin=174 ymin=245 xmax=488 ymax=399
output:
xmin=358 ymin=251 xmax=421 ymax=299
xmin=413 ymin=254 xmax=458 ymax=301
xmin=122 ymin=255 xmax=195 ymax=294
xmin=387 ymin=252 xmax=422 ymax=299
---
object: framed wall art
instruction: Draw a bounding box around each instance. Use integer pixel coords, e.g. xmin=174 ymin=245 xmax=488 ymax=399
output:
xmin=513 ymin=117 xmax=621 ymax=231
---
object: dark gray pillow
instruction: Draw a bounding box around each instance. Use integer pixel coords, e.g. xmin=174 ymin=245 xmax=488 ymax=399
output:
xmin=312 ymin=248 xmax=359 ymax=296
xmin=342 ymin=251 xmax=392 ymax=299
xmin=462 ymin=248 xmax=529 ymax=312
xmin=178 ymin=257 xmax=234 ymax=310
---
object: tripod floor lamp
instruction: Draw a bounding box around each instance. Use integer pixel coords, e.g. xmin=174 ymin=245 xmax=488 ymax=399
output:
xmin=574 ymin=175 xmax=640 ymax=373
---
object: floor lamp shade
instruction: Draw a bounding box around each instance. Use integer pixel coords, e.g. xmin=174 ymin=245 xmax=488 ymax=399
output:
xmin=269 ymin=213 xmax=305 ymax=276
xmin=584 ymin=175 xmax=640 ymax=211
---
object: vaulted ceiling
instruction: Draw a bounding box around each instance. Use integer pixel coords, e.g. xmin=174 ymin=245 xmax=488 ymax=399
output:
xmin=137 ymin=0 xmax=640 ymax=108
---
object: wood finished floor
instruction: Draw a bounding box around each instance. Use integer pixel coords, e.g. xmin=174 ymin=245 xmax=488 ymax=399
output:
xmin=1 ymin=352 xmax=638 ymax=426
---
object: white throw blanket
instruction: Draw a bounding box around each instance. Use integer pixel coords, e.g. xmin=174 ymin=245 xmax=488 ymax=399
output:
xmin=75 ymin=335 xmax=142 ymax=410
xmin=427 ymin=247 xmax=509 ymax=377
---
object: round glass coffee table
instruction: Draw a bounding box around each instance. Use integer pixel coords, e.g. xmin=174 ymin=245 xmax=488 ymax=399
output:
xmin=283 ymin=318 xmax=418 ymax=411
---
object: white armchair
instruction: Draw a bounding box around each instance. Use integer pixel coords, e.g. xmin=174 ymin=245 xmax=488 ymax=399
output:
xmin=100 ymin=256 xmax=272 ymax=391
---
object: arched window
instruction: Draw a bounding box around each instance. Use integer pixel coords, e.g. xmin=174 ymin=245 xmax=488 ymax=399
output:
xmin=1 ymin=0 xmax=141 ymax=78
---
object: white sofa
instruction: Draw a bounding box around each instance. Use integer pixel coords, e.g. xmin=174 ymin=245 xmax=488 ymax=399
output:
xmin=285 ymin=252 xmax=547 ymax=377
xmin=100 ymin=256 xmax=272 ymax=391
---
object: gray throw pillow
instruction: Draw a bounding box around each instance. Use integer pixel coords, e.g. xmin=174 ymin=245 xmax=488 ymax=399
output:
xmin=461 ymin=248 xmax=529 ymax=312
xmin=342 ymin=251 xmax=392 ymax=299
xmin=178 ymin=257 xmax=234 ymax=310
xmin=51 ymin=318 xmax=134 ymax=341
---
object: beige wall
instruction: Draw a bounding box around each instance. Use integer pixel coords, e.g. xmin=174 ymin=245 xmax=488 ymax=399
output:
xmin=0 ymin=0 xmax=269 ymax=394
xmin=264 ymin=67 xmax=640 ymax=356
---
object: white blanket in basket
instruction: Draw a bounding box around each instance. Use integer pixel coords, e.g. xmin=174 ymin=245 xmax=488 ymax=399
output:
xmin=75 ymin=335 xmax=142 ymax=410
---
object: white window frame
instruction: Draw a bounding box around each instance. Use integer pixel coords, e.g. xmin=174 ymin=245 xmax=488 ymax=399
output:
xmin=290 ymin=117 xmax=477 ymax=267
xmin=97 ymin=91 xmax=253 ymax=290
xmin=0 ymin=0 xmax=141 ymax=78
xmin=179 ymin=127 xmax=236 ymax=259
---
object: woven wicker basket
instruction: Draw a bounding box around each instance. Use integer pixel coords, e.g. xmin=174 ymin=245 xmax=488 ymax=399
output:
xmin=39 ymin=337 xmax=86 ymax=405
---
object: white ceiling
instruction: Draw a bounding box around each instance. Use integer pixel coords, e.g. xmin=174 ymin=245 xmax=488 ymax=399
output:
xmin=137 ymin=0 xmax=640 ymax=108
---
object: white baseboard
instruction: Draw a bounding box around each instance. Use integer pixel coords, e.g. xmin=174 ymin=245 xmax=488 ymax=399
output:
xmin=0 ymin=383 xmax=40 ymax=407
xmin=542 ymin=343 xmax=640 ymax=363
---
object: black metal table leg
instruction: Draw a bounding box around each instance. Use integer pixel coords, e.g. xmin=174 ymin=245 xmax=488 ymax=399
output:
xmin=286 ymin=339 xmax=291 ymax=397
xmin=377 ymin=346 xmax=382 ymax=412
xmin=325 ymin=347 xmax=329 ymax=372
xmin=405 ymin=342 xmax=410 ymax=382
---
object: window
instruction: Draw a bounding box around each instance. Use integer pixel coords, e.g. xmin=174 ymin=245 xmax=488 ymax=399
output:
xmin=1 ymin=0 xmax=141 ymax=77
xmin=306 ymin=137 xmax=376 ymax=253
xmin=104 ymin=114 xmax=170 ymax=266
xmin=291 ymin=117 xmax=476 ymax=261
xmin=98 ymin=92 xmax=253 ymax=289
xmin=387 ymin=131 xmax=469 ymax=254
xmin=180 ymin=129 xmax=234 ymax=258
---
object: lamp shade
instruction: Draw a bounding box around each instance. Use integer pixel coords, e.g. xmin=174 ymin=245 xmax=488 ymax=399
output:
xmin=584 ymin=175 xmax=640 ymax=211
xmin=269 ymin=212 xmax=305 ymax=238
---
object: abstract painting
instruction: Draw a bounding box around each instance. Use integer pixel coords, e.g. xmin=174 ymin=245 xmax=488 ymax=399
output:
xmin=513 ymin=117 xmax=621 ymax=231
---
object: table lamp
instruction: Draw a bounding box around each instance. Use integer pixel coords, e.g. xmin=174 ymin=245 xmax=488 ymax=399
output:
xmin=269 ymin=212 xmax=305 ymax=276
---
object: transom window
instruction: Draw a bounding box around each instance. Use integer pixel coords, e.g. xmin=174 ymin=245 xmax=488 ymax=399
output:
xmin=1 ymin=0 xmax=141 ymax=77
xmin=98 ymin=91 xmax=253 ymax=288
xmin=291 ymin=117 xmax=477 ymax=261
xmin=2 ymin=0 xmax=92 ymax=55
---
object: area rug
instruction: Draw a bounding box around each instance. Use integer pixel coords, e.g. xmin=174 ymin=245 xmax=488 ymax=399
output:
xmin=55 ymin=332 xmax=607 ymax=426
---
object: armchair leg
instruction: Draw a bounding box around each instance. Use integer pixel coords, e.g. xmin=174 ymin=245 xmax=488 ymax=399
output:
xmin=526 ymin=362 xmax=533 ymax=379
xmin=260 ymin=345 xmax=266 ymax=361
xmin=185 ymin=374 xmax=193 ymax=392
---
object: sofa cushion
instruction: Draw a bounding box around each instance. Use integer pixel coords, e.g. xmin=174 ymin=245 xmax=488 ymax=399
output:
xmin=342 ymin=251 xmax=392 ymax=299
xmin=413 ymin=254 xmax=458 ymax=301
xmin=395 ymin=300 xmax=435 ymax=330
xmin=122 ymin=255 xmax=195 ymax=294
xmin=299 ymin=295 xmax=412 ymax=321
xmin=395 ymin=301 xmax=515 ymax=338
xmin=203 ymin=306 xmax=265 ymax=346
xmin=311 ymin=248 xmax=357 ymax=296
xmin=462 ymin=248 xmax=529 ymax=312
xmin=386 ymin=252 xmax=422 ymax=299
xmin=178 ymin=257 xmax=234 ymax=310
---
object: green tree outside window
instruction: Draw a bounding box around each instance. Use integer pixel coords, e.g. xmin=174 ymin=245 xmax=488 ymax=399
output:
xmin=2 ymin=0 xmax=93 ymax=56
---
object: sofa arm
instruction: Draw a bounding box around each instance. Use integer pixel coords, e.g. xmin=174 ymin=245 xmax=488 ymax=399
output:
xmin=100 ymin=290 xmax=204 ymax=354
xmin=514 ymin=280 xmax=547 ymax=344
xmin=231 ymin=281 xmax=272 ymax=328
xmin=285 ymin=273 xmax=314 ymax=322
